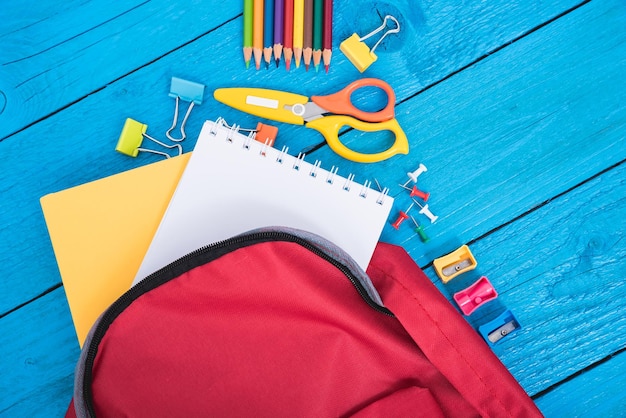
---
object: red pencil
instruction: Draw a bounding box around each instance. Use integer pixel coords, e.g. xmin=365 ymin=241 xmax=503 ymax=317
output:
xmin=283 ymin=0 xmax=294 ymax=70
xmin=322 ymin=0 xmax=332 ymax=72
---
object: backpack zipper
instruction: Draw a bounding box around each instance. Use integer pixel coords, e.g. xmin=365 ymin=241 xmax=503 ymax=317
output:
xmin=82 ymin=230 xmax=392 ymax=417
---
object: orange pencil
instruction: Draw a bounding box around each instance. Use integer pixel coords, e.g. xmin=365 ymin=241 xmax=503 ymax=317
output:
xmin=253 ymin=0 xmax=264 ymax=70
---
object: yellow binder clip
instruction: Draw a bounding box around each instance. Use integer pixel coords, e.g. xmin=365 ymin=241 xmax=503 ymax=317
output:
xmin=433 ymin=244 xmax=478 ymax=283
xmin=340 ymin=15 xmax=400 ymax=73
xmin=115 ymin=118 xmax=182 ymax=159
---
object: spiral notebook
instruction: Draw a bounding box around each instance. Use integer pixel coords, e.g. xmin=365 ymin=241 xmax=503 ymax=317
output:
xmin=133 ymin=119 xmax=394 ymax=285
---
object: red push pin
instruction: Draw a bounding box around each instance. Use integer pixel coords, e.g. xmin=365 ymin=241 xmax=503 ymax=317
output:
xmin=399 ymin=183 xmax=430 ymax=202
xmin=391 ymin=202 xmax=414 ymax=229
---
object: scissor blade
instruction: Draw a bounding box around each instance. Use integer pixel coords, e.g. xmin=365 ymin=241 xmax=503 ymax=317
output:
xmin=213 ymin=87 xmax=307 ymax=125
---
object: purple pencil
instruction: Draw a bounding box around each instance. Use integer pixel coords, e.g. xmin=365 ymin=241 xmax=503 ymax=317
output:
xmin=273 ymin=0 xmax=285 ymax=67
xmin=269 ymin=0 xmax=285 ymax=68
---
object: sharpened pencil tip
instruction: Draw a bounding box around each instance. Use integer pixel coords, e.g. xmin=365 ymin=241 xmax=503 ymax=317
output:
xmin=245 ymin=60 xmax=250 ymax=69
xmin=275 ymin=59 xmax=280 ymax=68
xmin=325 ymin=65 xmax=329 ymax=73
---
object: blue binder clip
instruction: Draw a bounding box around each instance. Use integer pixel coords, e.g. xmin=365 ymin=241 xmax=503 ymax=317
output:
xmin=478 ymin=310 xmax=522 ymax=346
xmin=166 ymin=77 xmax=205 ymax=142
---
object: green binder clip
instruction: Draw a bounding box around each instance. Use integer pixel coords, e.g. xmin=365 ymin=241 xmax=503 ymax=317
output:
xmin=115 ymin=118 xmax=182 ymax=159
xmin=166 ymin=77 xmax=205 ymax=142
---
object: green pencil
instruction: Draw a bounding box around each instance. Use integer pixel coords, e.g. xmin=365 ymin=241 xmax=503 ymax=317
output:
xmin=312 ymin=0 xmax=323 ymax=71
xmin=243 ymin=0 xmax=254 ymax=68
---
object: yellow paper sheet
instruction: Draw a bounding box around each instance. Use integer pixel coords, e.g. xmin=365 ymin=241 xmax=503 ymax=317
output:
xmin=40 ymin=154 xmax=190 ymax=346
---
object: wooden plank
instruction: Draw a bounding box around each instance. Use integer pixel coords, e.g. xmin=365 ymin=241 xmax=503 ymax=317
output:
xmin=422 ymin=160 xmax=626 ymax=400
xmin=0 ymin=0 xmax=242 ymax=139
xmin=0 ymin=1 xmax=587 ymax=313
xmin=534 ymin=348 xmax=626 ymax=417
xmin=1 ymin=0 xmax=624 ymax=413
xmin=0 ymin=1 xmax=584 ymax=140
xmin=0 ymin=288 xmax=80 ymax=417
xmin=3 ymin=163 xmax=624 ymax=414
xmin=314 ymin=0 xmax=626 ymax=267
xmin=3 ymin=168 xmax=623 ymax=415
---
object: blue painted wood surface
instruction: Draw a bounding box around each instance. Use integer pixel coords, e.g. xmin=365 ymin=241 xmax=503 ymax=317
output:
xmin=1 ymin=0 xmax=625 ymax=415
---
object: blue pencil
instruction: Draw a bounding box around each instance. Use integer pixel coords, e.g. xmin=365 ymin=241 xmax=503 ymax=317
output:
xmin=263 ymin=0 xmax=275 ymax=69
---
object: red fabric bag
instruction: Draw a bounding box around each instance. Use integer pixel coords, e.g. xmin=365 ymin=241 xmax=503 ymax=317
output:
xmin=68 ymin=228 xmax=542 ymax=417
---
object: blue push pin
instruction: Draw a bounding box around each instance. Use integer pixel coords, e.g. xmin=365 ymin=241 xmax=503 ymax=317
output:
xmin=166 ymin=77 xmax=205 ymax=142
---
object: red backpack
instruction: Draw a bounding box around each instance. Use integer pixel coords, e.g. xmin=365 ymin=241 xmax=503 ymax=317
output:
xmin=67 ymin=228 xmax=542 ymax=417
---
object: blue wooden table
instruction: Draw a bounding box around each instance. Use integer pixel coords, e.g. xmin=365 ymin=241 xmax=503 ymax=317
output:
xmin=1 ymin=1 xmax=625 ymax=416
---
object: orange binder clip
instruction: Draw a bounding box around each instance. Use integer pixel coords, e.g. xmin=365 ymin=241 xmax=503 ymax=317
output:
xmin=254 ymin=122 xmax=278 ymax=146
xmin=213 ymin=117 xmax=278 ymax=147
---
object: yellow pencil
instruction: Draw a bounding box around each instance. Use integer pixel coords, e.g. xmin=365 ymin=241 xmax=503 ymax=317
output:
xmin=292 ymin=0 xmax=304 ymax=68
xmin=253 ymin=0 xmax=264 ymax=70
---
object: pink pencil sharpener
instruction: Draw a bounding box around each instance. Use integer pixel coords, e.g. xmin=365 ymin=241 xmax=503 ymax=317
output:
xmin=453 ymin=276 xmax=498 ymax=315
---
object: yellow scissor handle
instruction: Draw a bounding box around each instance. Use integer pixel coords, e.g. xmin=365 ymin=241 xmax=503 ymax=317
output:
xmin=306 ymin=115 xmax=409 ymax=163
xmin=213 ymin=87 xmax=307 ymax=125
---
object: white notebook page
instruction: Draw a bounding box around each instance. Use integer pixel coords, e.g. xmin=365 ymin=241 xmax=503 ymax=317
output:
xmin=133 ymin=119 xmax=394 ymax=285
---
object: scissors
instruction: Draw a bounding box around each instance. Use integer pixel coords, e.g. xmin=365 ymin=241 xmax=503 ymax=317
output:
xmin=213 ymin=78 xmax=409 ymax=163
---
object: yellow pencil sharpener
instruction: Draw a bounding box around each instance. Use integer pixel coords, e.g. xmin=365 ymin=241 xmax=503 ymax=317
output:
xmin=433 ymin=244 xmax=478 ymax=283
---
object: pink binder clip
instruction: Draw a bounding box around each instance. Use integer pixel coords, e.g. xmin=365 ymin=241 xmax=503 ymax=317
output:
xmin=453 ymin=276 xmax=498 ymax=315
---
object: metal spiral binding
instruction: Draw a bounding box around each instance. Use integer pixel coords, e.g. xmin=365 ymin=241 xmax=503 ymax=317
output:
xmin=208 ymin=119 xmax=390 ymax=205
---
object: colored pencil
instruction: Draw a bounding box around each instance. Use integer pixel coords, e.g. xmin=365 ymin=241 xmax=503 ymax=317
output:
xmin=283 ymin=0 xmax=294 ymax=70
xmin=293 ymin=0 xmax=304 ymax=68
xmin=273 ymin=0 xmax=284 ymax=67
xmin=243 ymin=0 xmax=254 ymax=68
xmin=263 ymin=0 xmax=275 ymax=69
xmin=312 ymin=0 xmax=323 ymax=71
xmin=302 ymin=0 xmax=313 ymax=71
xmin=322 ymin=0 xmax=332 ymax=72
xmin=252 ymin=0 xmax=264 ymax=70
